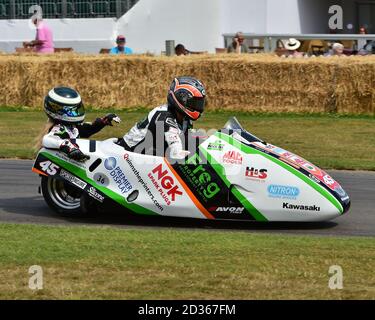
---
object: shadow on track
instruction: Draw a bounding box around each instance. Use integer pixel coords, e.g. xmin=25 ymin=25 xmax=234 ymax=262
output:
xmin=0 ymin=195 xmax=338 ymax=233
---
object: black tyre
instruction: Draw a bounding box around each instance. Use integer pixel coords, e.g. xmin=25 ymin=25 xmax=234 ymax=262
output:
xmin=41 ymin=176 xmax=84 ymax=217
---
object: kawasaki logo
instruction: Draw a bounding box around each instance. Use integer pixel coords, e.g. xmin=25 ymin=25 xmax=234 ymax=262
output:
xmin=283 ymin=202 xmax=320 ymax=211
xmin=209 ymin=207 xmax=245 ymax=214
xmin=149 ymin=164 xmax=183 ymax=204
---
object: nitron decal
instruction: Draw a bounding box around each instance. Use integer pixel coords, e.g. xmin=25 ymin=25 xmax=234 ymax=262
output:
xmin=267 ymin=185 xmax=300 ymax=200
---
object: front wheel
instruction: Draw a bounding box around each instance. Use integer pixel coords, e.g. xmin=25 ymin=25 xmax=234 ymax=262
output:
xmin=41 ymin=176 xmax=84 ymax=217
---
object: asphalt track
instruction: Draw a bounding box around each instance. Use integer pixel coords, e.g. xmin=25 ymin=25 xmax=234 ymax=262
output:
xmin=0 ymin=160 xmax=374 ymax=237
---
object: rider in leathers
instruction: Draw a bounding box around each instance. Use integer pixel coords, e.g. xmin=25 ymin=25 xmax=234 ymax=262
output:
xmin=40 ymin=87 xmax=120 ymax=161
xmin=117 ymin=76 xmax=206 ymax=160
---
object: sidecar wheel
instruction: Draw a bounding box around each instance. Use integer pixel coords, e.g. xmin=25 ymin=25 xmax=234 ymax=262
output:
xmin=41 ymin=176 xmax=84 ymax=217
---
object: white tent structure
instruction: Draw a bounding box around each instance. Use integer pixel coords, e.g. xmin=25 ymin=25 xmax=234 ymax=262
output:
xmin=0 ymin=0 xmax=353 ymax=54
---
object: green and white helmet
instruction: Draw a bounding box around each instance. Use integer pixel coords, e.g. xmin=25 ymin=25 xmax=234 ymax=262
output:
xmin=44 ymin=87 xmax=85 ymax=124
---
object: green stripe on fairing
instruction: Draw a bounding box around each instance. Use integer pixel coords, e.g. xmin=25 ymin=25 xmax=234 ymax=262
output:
xmin=40 ymin=152 xmax=158 ymax=216
xmin=199 ymin=147 xmax=268 ymax=222
xmin=214 ymin=132 xmax=343 ymax=214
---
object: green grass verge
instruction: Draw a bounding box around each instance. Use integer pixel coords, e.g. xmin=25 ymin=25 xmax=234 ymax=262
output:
xmin=1 ymin=110 xmax=375 ymax=170
xmin=0 ymin=223 xmax=374 ymax=300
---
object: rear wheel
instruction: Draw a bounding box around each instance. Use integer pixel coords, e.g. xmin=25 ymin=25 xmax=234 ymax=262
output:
xmin=41 ymin=176 xmax=84 ymax=217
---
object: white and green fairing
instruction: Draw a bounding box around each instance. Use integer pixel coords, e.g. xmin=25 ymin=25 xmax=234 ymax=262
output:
xmin=34 ymin=126 xmax=349 ymax=222
xmin=198 ymin=131 xmax=347 ymax=222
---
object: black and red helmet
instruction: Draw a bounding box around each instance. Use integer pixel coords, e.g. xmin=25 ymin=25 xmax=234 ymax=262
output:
xmin=167 ymin=77 xmax=206 ymax=121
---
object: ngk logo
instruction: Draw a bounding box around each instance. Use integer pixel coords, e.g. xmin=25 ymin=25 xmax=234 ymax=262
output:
xmin=149 ymin=164 xmax=183 ymax=204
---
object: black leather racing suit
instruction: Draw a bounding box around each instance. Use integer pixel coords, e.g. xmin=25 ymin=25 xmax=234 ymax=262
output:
xmin=117 ymin=105 xmax=192 ymax=159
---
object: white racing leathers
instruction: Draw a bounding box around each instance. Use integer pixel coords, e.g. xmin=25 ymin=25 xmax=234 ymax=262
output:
xmin=122 ymin=105 xmax=191 ymax=160
xmin=43 ymin=124 xmax=80 ymax=149
xmin=43 ymin=121 xmax=106 ymax=150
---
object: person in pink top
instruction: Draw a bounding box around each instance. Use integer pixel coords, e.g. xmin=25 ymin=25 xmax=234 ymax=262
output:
xmin=23 ymin=15 xmax=54 ymax=53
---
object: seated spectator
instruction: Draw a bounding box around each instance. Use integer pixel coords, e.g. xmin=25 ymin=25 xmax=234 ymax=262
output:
xmin=227 ymin=32 xmax=249 ymax=54
xmin=110 ymin=35 xmax=133 ymax=55
xmin=175 ymin=44 xmax=189 ymax=56
xmin=358 ymin=27 xmax=368 ymax=51
xmin=23 ymin=13 xmax=54 ymax=54
xmin=325 ymin=43 xmax=345 ymax=57
xmin=281 ymin=38 xmax=305 ymax=58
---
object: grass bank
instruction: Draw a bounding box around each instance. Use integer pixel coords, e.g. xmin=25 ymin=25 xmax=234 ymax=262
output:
xmin=0 ymin=223 xmax=374 ymax=299
xmin=0 ymin=110 xmax=374 ymax=170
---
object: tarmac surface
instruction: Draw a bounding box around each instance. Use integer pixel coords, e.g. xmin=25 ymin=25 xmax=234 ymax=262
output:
xmin=0 ymin=160 xmax=374 ymax=237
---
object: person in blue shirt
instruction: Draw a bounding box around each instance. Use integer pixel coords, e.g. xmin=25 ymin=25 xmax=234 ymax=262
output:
xmin=110 ymin=35 xmax=133 ymax=55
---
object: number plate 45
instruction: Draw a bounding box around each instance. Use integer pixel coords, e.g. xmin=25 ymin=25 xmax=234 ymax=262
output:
xmin=39 ymin=161 xmax=60 ymax=176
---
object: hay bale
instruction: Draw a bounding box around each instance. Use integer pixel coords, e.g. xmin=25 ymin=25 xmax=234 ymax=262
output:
xmin=0 ymin=53 xmax=373 ymax=114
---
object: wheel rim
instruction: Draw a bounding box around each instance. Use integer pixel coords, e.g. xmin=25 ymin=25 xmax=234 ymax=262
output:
xmin=47 ymin=178 xmax=81 ymax=210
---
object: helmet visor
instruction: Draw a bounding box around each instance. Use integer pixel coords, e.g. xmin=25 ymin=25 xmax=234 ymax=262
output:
xmin=186 ymin=97 xmax=205 ymax=113
xmin=62 ymin=103 xmax=85 ymax=118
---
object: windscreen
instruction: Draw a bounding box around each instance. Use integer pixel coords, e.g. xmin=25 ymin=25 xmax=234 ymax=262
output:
xmin=223 ymin=117 xmax=244 ymax=130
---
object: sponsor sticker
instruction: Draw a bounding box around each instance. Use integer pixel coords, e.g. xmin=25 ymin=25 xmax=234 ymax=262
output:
xmin=251 ymin=142 xmax=340 ymax=191
xmin=182 ymin=154 xmax=221 ymax=202
xmin=124 ymin=154 xmax=164 ymax=212
xmin=104 ymin=157 xmax=117 ymax=171
xmin=223 ymin=151 xmax=243 ymax=165
xmin=105 ymin=157 xmax=133 ymax=194
xmin=323 ymin=174 xmax=335 ymax=186
xmin=88 ymin=186 xmax=105 ymax=203
xmin=60 ymin=169 xmax=87 ymax=189
xmin=283 ymin=202 xmax=320 ymax=212
xmin=309 ymin=174 xmax=321 ymax=184
xmin=148 ymin=164 xmax=183 ymax=205
xmin=209 ymin=207 xmax=245 ymax=214
xmin=207 ymin=140 xmax=224 ymax=151
xmin=245 ymin=167 xmax=268 ymax=182
xmin=55 ymin=152 xmax=85 ymax=169
xmin=268 ymin=184 xmax=300 ymax=200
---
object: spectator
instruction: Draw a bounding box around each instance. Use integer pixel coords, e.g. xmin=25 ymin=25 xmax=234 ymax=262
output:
xmin=175 ymin=44 xmax=188 ymax=56
xmin=23 ymin=13 xmax=54 ymax=53
xmin=110 ymin=35 xmax=133 ymax=55
xmin=227 ymin=32 xmax=249 ymax=54
xmin=281 ymin=38 xmax=305 ymax=58
xmin=358 ymin=26 xmax=368 ymax=51
xmin=325 ymin=43 xmax=345 ymax=57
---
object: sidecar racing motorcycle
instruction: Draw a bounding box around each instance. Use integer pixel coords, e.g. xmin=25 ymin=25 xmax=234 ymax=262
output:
xmin=32 ymin=118 xmax=350 ymax=222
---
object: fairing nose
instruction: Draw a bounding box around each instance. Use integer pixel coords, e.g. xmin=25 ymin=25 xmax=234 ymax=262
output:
xmin=333 ymin=185 xmax=351 ymax=215
xmin=341 ymin=198 xmax=351 ymax=214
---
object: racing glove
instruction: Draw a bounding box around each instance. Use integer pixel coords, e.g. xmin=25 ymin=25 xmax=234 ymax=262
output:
xmin=101 ymin=113 xmax=121 ymax=126
xmin=60 ymin=140 xmax=90 ymax=162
